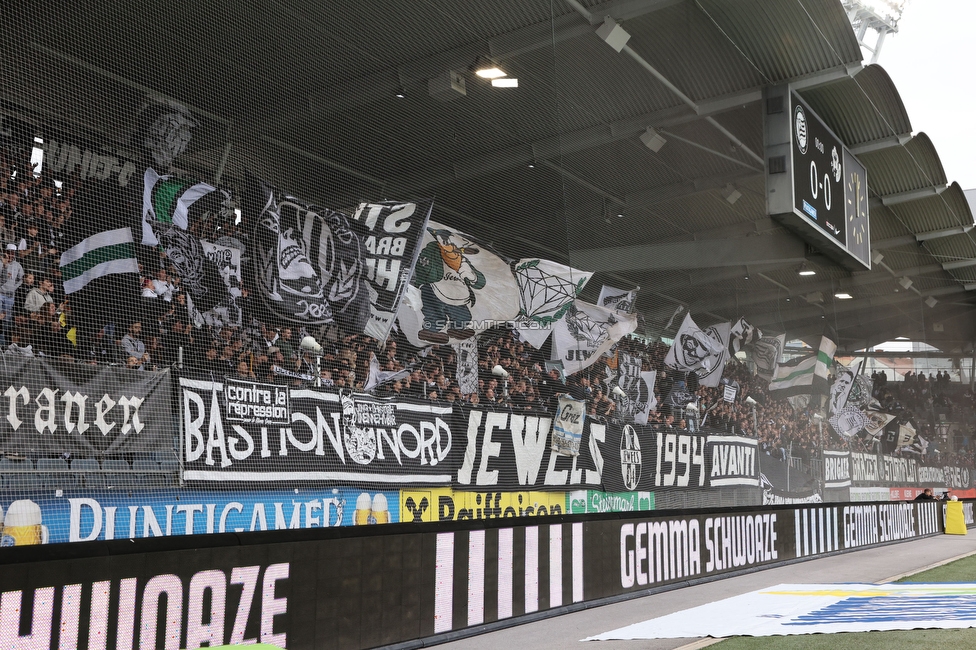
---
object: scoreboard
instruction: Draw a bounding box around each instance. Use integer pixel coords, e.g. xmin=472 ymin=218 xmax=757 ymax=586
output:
xmin=765 ymin=85 xmax=871 ymax=270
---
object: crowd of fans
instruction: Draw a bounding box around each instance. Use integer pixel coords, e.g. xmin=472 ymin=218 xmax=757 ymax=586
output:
xmin=1 ymin=147 xmax=973 ymax=472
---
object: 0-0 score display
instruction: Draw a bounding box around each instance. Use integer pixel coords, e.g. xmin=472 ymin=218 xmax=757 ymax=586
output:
xmin=791 ymin=92 xmax=846 ymax=248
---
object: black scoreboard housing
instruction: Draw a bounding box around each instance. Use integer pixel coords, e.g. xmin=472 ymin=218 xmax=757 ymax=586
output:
xmin=765 ymin=84 xmax=871 ymax=271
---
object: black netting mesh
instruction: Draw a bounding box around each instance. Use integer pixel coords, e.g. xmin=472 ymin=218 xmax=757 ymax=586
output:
xmin=0 ymin=1 xmax=970 ymax=547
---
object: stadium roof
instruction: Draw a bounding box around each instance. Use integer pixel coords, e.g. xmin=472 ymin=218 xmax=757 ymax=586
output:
xmin=12 ymin=0 xmax=976 ymax=355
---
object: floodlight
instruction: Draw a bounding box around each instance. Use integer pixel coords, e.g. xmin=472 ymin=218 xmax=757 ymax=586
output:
xmin=640 ymin=127 xmax=667 ymax=153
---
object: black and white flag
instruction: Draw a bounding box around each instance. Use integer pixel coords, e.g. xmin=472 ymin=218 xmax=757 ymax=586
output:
xmin=664 ymin=314 xmax=730 ymax=388
xmin=597 ymin=285 xmax=637 ymax=313
xmin=454 ymin=336 xmax=479 ymax=395
xmin=729 ymin=317 xmax=762 ymax=355
xmin=351 ymin=200 xmax=433 ymax=341
xmin=612 ymin=353 xmax=657 ymax=423
xmin=753 ymin=333 xmax=785 ymax=380
xmin=828 ymin=361 xmax=865 ymax=439
xmin=551 ymin=300 xmax=638 ymax=375
xmin=364 ymin=352 xmax=411 ymax=392
xmin=245 ymin=177 xmax=431 ymax=336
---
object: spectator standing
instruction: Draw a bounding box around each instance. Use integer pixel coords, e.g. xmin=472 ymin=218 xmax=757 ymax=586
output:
xmin=122 ymin=321 xmax=151 ymax=369
xmin=0 ymin=244 xmax=24 ymax=342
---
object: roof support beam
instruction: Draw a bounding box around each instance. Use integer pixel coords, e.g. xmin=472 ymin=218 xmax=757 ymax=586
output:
xmin=569 ymin=231 xmax=806 ymax=272
xmin=869 ymin=185 xmax=947 ymax=209
xmin=873 ymin=225 xmax=975 ymax=249
xmin=848 ymin=133 xmax=912 ymax=155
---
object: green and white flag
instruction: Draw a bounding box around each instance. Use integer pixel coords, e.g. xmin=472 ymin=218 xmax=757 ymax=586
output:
xmin=59 ymin=228 xmax=139 ymax=295
xmin=768 ymin=331 xmax=837 ymax=397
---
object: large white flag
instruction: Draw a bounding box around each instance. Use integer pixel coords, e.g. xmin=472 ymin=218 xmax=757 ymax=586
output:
xmin=552 ymin=396 xmax=586 ymax=457
xmin=597 ymin=285 xmax=637 ymax=313
xmin=364 ymin=352 xmax=411 ymax=392
xmin=664 ymin=314 xmax=730 ymax=387
xmin=513 ymin=259 xmax=592 ymax=349
xmin=395 ymin=222 xmax=519 ymax=347
xmin=551 ymin=300 xmax=638 ymax=375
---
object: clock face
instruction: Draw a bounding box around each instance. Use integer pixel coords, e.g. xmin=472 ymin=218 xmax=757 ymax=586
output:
xmin=843 ymin=148 xmax=870 ymax=267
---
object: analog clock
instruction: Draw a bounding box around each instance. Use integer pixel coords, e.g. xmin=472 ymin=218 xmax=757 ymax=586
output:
xmin=843 ymin=148 xmax=870 ymax=266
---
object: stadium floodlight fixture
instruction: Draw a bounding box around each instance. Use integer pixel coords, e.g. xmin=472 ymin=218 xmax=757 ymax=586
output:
xmin=640 ymin=127 xmax=667 ymax=153
xmin=898 ymin=277 xmax=913 ymax=290
xmin=473 ymin=57 xmax=506 ymax=79
xmin=491 ymin=77 xmax=518 ymax=87
xmin=834 ymin=292 xmax=853 ymax=300
xmin=797 ymin=262 xmax=816 ymax=276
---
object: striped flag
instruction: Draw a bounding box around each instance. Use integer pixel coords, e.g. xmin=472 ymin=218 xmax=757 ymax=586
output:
xmin=768 ymin=331 xmax=836 ymax=397
xmin=59 ymin=182 xmax=142 ymax=333
xmin=60 ymin=228 xmax=139 ymax=295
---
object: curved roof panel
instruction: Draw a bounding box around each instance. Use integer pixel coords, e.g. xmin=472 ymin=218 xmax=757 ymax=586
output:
xmin=859 ymin=133 xmax=948 ymax=196
xmin=799 ymin=64 xmax=912 ymax=146
xmin=887 ymin=182 xmax=973 ymax=235
xmin=692 ymin=0 xmax=862 ymax=82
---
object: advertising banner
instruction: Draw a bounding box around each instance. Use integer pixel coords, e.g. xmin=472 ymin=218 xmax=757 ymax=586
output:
xmin=567 ymin=490 xmax=654 ymax=514
xmin=181 ymin=377 xmax=459 ymax=484
xmin=0 ymin=357 xmax=172 ymax=456
xmin=582 ymin=501 xmax=943 ymax=602
xmin=399 ymin=488 xmax=565 ymax=523
xmin=0 ymin=487 xmax=399 ymax=546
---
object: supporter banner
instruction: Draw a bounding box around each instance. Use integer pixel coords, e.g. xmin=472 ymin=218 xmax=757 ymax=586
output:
xmin=664 ymin=314 xmax=730 ymax=388
xmin=180 ymin=378 xmax=459 ymax=484
xmin=945 ymin=465 xmax=973 ymax=489
xmin=0 ymin=487 xmax=398 ymax=546
xmin=455 ymin=410 xmax=710 ymax=492
xmin=882 ymin=455 xmax=917 ymax=484
xmin=823 ymin=450 xmax=852 ymax=488
xmin=552 ymin=396 xmax=585 ymax=456
xmin=0 ymin=357 xmax=171 ymax=455
xmin=551 ymin=299 xmax=638 ymax=375
xmin=567 ymin=490 xmax=654 ymax=514
xmin=851 ymin=452 xmax=881 ymax=482
xmin=351 ymin=200 xmax=433 ymax=341
xmin=399 ymin=488 xmax=565 ymax=523
xmin=513 ymin=259 xmax=592 ymax=349
xmin=705 ymin=435 xmax=759 ymax=487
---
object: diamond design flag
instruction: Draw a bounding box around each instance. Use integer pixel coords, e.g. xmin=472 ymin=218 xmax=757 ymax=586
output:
xmin=513 ymin=259 xmax=592 ymax=349
xmin=397 ymin=221 xmax=520 ymax=347
xmin=597 ymin=285 xmax=637 ymax=313
xmin=664 ymin=314 xmax=731 ymax=388
xmin=551 ymin=299 xmax=638 ymax=375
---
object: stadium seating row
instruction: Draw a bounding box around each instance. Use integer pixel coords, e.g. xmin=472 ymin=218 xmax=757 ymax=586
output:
xmin=0 ymin=456 xmax=180 ymax=490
